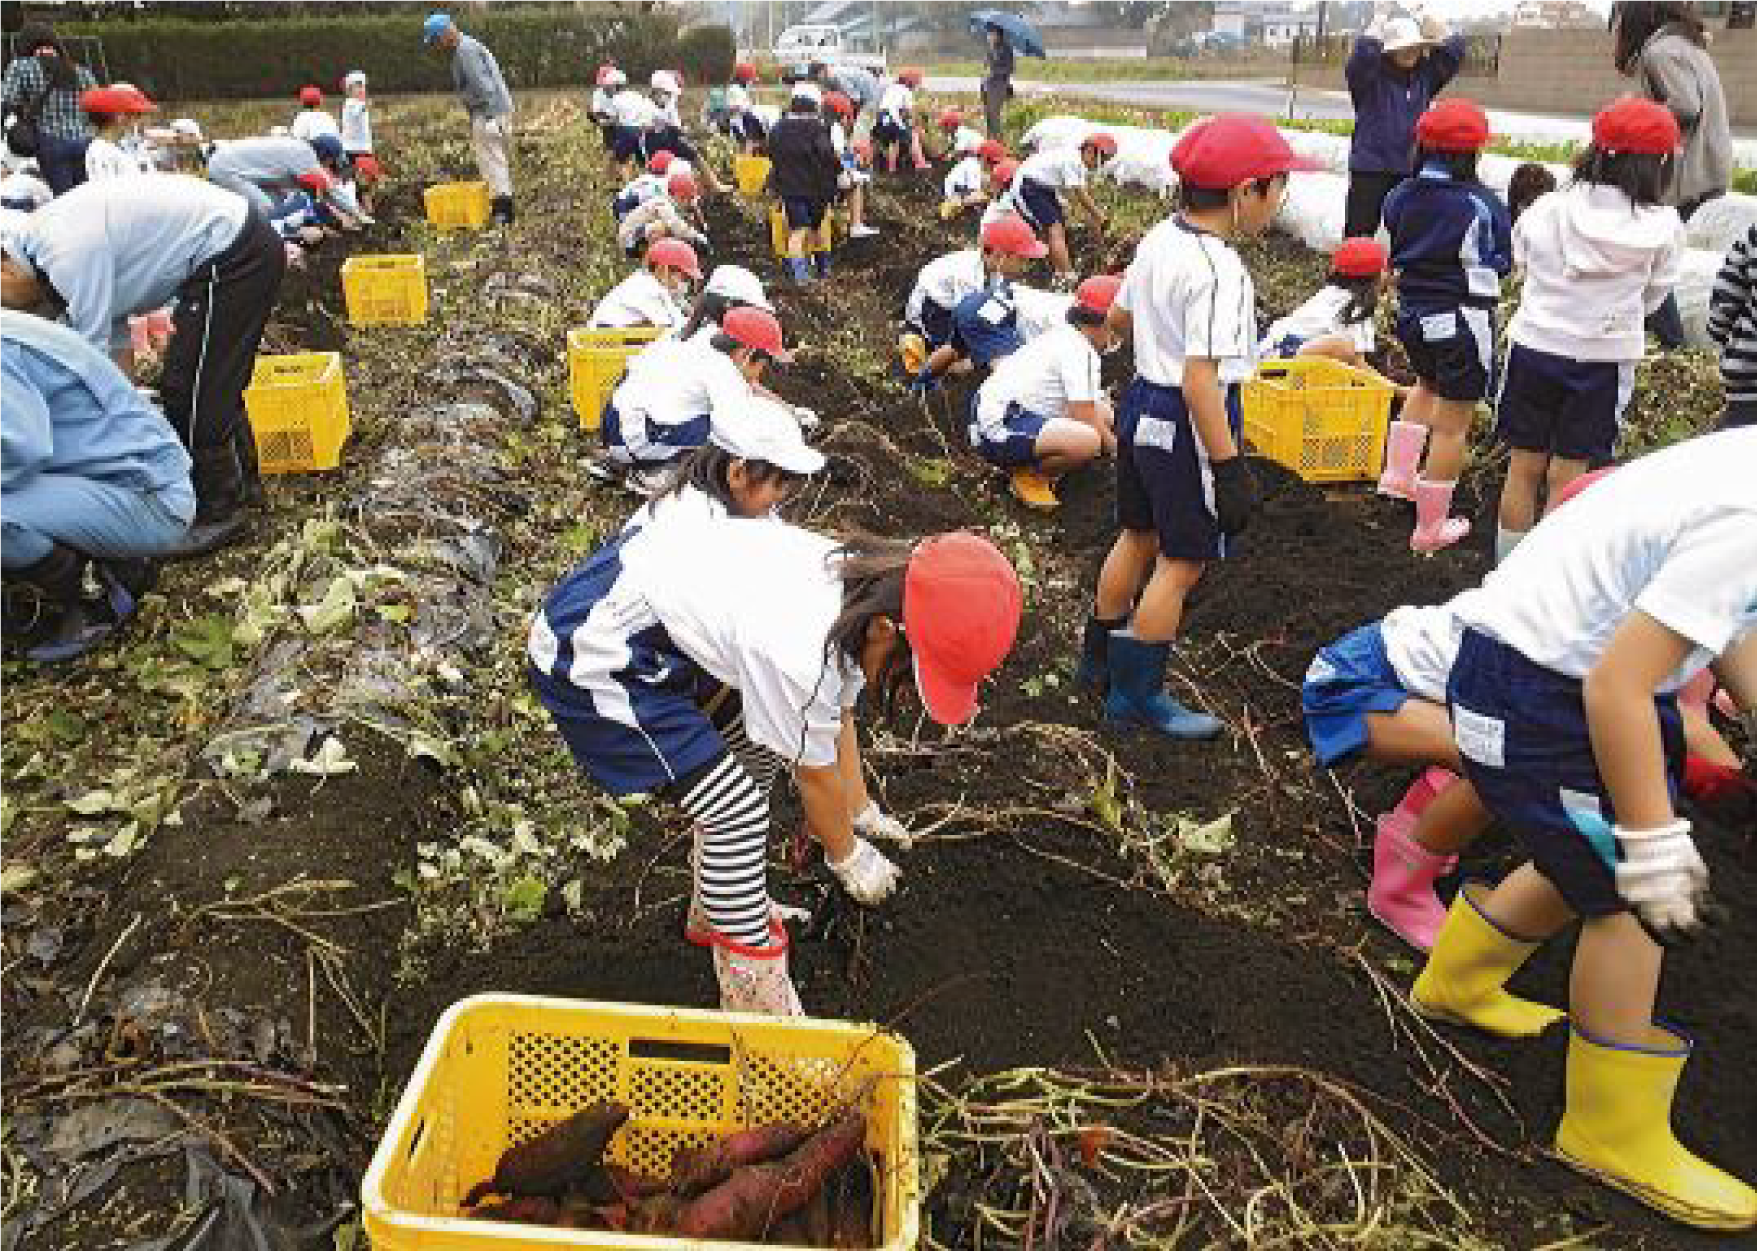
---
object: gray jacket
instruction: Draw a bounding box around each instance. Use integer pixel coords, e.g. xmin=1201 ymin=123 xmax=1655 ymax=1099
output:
xmin=1637 ymin=27 xmax=1731 ymax=209
xmin=451 ymin=32 xmax=513 ymax=120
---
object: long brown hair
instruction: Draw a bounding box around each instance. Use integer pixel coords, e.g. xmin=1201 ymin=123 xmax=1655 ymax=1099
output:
xmin=1611 ymin=3 xmax=1706 ymax=76
xmin=823 ymin=534 xmax=914 ymax=716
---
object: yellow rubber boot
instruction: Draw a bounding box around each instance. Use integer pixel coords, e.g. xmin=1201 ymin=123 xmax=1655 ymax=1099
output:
xmin=899 ymin=332 xmax=927 ymax=375
xmin=1009 ymin=467 xmax=1059 ymax=510
xmin=1556 ymin=1024 xmax=1757 ymax=1230
xmin=1410 ymin=882 xmax=1565 ymax=1038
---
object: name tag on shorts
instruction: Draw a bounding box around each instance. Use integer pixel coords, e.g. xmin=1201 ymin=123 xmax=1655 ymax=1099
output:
xmin=1453 ymin=704 xmax=1505 ymax=769
xmin=977 ymin=298 xmax=1011 ymax=326
xmin=1420 ymin=312 xmax=1458 ymax=342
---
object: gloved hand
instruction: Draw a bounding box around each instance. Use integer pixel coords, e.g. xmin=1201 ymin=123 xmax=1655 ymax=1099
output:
xmin=908 ymin=366 xmax=940 ymax=397
xmin=837 ymin=170 xmax=853 ymax=191
xmin=1612 ymin=818 xmax=1710 ymax=939
xmin=792 ymin=405 xmax=820 ymax=431
xmin=1210 ymin=455 xmax=1257 ymax=537
xmin=852 ymin=800 xmax=914 ymax=850
xmin=1682 ymin=756 xmax=1757 ymax=826
xmin=829 ymin=836 xmax=900 ymax=904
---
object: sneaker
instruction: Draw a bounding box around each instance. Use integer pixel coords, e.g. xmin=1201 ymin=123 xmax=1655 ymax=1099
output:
xmin=849 ymin=223 xmax=879 ymax=238
xmin=627 ymin=467 xmax=673 ymax=497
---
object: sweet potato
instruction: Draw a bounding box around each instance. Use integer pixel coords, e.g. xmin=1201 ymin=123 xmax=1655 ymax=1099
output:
xmin=465 ymin=1195 xmax=561 ymax=1224
xmin=628 ymin=1193 xmax=685 ymax=1234
xmin=830 ymin=1159 xmax=875 ymax=1249
xmin=670 ymin=1122 xmax=810 ymax=1196
xmin=675 ymin=1110 xmax=868 ymax=1241
xmin=461 ymin=1101 xmax=630 ymax=1204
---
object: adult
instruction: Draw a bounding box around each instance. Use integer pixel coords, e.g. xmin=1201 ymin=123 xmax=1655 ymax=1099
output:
xmin=1612 ymin=1 xmax=1732 ymax=349
xmin=423 ymin=12 xmax=516 ymax=225
xmin=1 ymin=23 xmax=98 ymax=195
xmin=812 ymin=60 xmax=879 ymax=138
xmin=1343 ymin=12 xmax=1465 ymax=239
xmin=981 ymin=22 xmax=1015 ymax=141
xmin=2 ymin=311 xmax=195 ymax=662
xmin=206 ymin=134 xmax=363 ymax=223
xmin=0 ymin=175 xmax=286 ymax=555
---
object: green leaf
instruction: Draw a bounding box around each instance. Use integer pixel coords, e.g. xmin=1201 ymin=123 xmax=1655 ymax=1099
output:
xmin=1176 ymin=812 xmax=1235 ymax=855
xmin=44 ymin=708 xmax=87 ymax=743
xmin=65 ymin=789 xmax=120 ymax=816
xmin=290 ymin=736 xmax=357 ymax=777
xmin=0 ymin=864 xmax=38 ymax=895
xmin=297 ymin=576 xmax=358 ymax=635
xmin=174 ymin=615 xmax=236 ymax=670
xmin=500 ymin=875 xmax=546 ymax=923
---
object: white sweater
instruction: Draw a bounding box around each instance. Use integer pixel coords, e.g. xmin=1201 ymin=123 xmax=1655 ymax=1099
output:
xmin=1507 ymin=182 xmax=1684 ymax=363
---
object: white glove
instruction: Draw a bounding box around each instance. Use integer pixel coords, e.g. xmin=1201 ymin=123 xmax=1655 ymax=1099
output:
xmin=1613 ymin=819 xmax=1709 ymax=938
xmin=829 ymin=835 xmax=900 ymax=904
xmin=837 ymin=170 xmax=853 ymax=191
xmin=852 ymin=800 xmax=913 ymax=850
xmin=792 ymin=405 xmax=820 ymax=431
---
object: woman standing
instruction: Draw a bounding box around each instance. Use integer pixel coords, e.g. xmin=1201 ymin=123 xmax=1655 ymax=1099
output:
xmin=982 ymin=23 xmax=1015 ymax=142
xmin=1612 ymin=1 xmax=1732 ymax=348
xmin=2 ymin=23 xmax=98 ymax=195
xmin=1343 ymin=13 xmax=1465 ymax=240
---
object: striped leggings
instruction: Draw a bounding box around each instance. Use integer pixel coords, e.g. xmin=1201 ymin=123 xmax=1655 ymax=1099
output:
xmin=677 ymin=707 xmax=785 ymax=948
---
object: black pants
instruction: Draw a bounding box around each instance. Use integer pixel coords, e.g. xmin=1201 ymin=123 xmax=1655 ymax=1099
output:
xmin=160 ymin=210 xmax=286 ymax=458
xmin=981 ymin=78 xmax=1009 ymax=140
xmin=1344 ymin=170 xmax=1404 ymax=240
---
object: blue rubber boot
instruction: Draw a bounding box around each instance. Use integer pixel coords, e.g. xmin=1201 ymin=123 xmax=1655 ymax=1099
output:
xmin=1075 ymin=616 xmax=1122 ymax=694
xmin=784 ymin=255 xmax=812 ymax=284
xmin=1103 ymin=634 xmax=1223 ymax=740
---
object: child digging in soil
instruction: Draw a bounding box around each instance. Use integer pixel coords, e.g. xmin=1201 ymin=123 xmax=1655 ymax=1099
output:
xmin=1259 ymin=236 xmax=1405 ymax=394
xmin=589 ymin=237 xmax=700 ymax=333
xmin=994 ymin=132 xmax=1116 ymax=289
xmin=529 ymin=519 xmax=1022 ymax=1016
xmin=767 ymin=83 xmax=844 ymax=284
xmin=825 ymin=95 xmax=878 ymax=240
xmin=1377 ymin=98 xmax=1511 ymax=554
xmin=1490 ymin=98 xmax=1685 ymax=565
xmin=872 ymin=68 xmax=928 ymax=173
xmin=614 ymin=170 xmax=707 ymax=260
xmin=1079 ymin=115 xmax=1319 ymax=740
xmin=340 ymin=72 xmax=380 ymax=212
xmin=1409 ymin=425 xmax=1757 ymax=1232
xmin=908 ymin=214 xmax=1048 ymax=393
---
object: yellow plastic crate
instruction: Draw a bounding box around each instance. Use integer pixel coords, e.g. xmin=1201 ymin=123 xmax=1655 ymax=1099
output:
xmin=769 ymin=203 xmax=835 ymax=257
xmin=342 ymin=254 xmax=429 ymax=327
xmin=568 ymin=327 xmax=664 ymax=432
xmin=243 ymin=352 xmax=350 ymax=473
xmin=733 ymin=155 xmax=771 ymax=196
xmin=425 ymin=180 xmax=491 ymax=230
xmin=361 ymin=994 xmax=920 ymax=1251
xmin=1240 ymin=356 xmax=1393 ymax=484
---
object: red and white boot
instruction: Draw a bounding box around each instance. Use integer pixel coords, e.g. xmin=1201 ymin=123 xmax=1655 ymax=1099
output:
xmin=1410 ymin=477 xmax=1471 ymax=554
xmin=1377 ymin=420 xmax=1427 ymax=501
xmin=711 ymin=921 xmax=804 ymax=1017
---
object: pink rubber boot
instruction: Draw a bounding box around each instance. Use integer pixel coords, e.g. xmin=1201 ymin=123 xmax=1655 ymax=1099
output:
xmin=1410 ymin=477 xmax=1470 ymax=554
xmin=910 ymin=128 xmax=930 ymax=171
xmin=1368 ymin=809 xmax=1459 ymax=951
xmin=1377 ymin=420 xmax=1427 ymax=501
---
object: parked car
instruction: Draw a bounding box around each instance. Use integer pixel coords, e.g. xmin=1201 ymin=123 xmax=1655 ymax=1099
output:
xmin=772 ymin=24 xmax=887 ymax=79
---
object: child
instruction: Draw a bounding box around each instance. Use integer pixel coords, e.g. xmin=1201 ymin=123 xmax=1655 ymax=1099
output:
xmin=873 ymin=67 xmax=927 ymax=173
xmin=938 ymin=107 xmax=983 ymax=163
xmin=825 ymin=94 xmax=878 ymax=240
xmin=1081 ymin=115 xmax=1317 ymax=739
xmin=766 ymin=83 xmax=843 ymax=284
xmin=601 ymin=306 xmax=790 ymax=486
xmin=940 ymin=139 xmax=989 ymax=221
xmin=997 ymin=133 xmax=1116 ymax=287
xmin=590 ymin=65 xmax=625 ymax=148
xmin=679 ymin=265 xmax=771 ymax=344
xmin=1410 ymin=426 xmax=1757 ymax=1231
xmin=1505 ymin=161 xmax=1556 ymax=223
xmin=970 ymin=274 xmax=1120 ymax=510
xmin=1378 ymin=98 xmax=1511 ymax=554
xmin=607 ymin=76 xmax=661 ymax=175
xmin=1707 ymin=222 xmax=1756 ymax=430
xmin=290 ymin=85 xmax=340 ymax=144
xmin=650 ymin=70 xmax=683 ymax=129
xmin=614 ymin=170 xmax=707 ymax=258
xmin=624 ymin=395 xmax=823 ymax=535
xmin=978 ymin=157 xmax=1022 ymax=231
xmin=340 ymin=72 xmax=379 ymax=202
xmin=909 ymin=214 xmax=1047 ymax=390
xmin=588 ymin=237 xmax=700 ymax=333
xmin=80 ymin=85 xmax=155 ymax=181
xmin=613 ymin=150 xmax=674 ymax=221
xmin=529 ymin=520 xmax=1021 ymax=1016
xmin=726 ymin=83 xmax=766 ymax=154
xmin=1491 ymin=97 xmax=1685 ymax=564
xmin=1260 ymin=236 xmax=1404 ymax=392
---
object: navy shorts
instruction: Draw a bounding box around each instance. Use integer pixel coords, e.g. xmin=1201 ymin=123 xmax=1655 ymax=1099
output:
xmin=969 ymin=401 xmax=1048 ymax=469
xmin=1395 ymin=304 xmax=1497 ymax=402
xmin=1301 ymin=621 xmax=1413 ymax=767
xmin=1114 ymin=378 xmax=1243 ymax=561
xmin=872 ymin=117 xmax=910 ymax=148
xmin=1014 ymin=178 xmax=1063 ymax=229
xmin=915 ymin=299 xmax=955 ymax=349
xmin=601 ymin=403 xmax=711 ymax=469
xmin=782 ymin=195 xmax=828 ymax=230
xmin=611 ymin=191 xmax=639 ymax=221
xmin=1447 ymin=628 xmax=1684 ymax=918
xmin=610 ymin=125 xmax=644 ymax=164
xmin=950 ymin=288 xmax=1023 ymax=368
xmin=1495 ymin=343 xmax=1632 ymax=462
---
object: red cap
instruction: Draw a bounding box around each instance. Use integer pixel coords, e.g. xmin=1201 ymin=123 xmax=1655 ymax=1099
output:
xmin=976 ymin=138 xmax=1007 ymax=165
xmin=81 ymin=85 xmax=157 ymax=116
xmin=824 ymin=90 xmax=854 ymax=119
xmin=897 ymin=66 xmax=924 ymax=87
xmin=938 ymin=107 xmax=962 ymax=130
xmin=981 ymin=213 xmax=1048 ymax=259
xmin=1592 ymin=96 xmax=1680 ymax=156
xmin=646 ymin=237 xmax=701 ymax=280
xmin=1552 ymin=464 xmax=1617 ymax=510
xmin=1172 ymin=114 xmax=1322 ymax=189
xmin=904 ymin=533 xmax=1022 ymax=725
xmin=666 ymin=170 xmax=699 ymax=202
xmin=1082 ymin=131 xmax=1118 ymax=156
xmin=296 ymin=168 xmax=334 ymax=193
xmin=1330 ymin=236 xmax=1388 ymax=278
xmin=990 ymin=157 xmax=1020 ymax=188
xmin=1074 ymin=274 xmax=1123 ymax=314
xmin=722 ymin=305 xmax=792 ymax=362
xmin=1414 ymin=97 xmax=1491 ymax=153
xmin=299 ymin=85 xmax=323 ymax=107
xmin=732 ymin=60 xmax=758 ymax=84
xmin=647 ymin=150 xmax=675 ymax=174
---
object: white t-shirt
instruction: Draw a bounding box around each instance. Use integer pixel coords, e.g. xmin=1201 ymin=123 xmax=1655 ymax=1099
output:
xmin=590 ymin=87 xmax=616 ymax=123
xmin=1013 ymin=286 xmax=1073 ymax=342
xmin=84 ymin=138 xmax=142 ymax=182
xmin=1457 ymin=427 xmax=1757 ymax=691
xmin=611 ymin=91 xmax=660 ymax=129
xmin=618 ymin=172 xmax=667 ymax=210
xmin=1017 ymin=147 xmax=1086 ymax=190
xmin=624 ymin=520 xmax=864 ymax=766
xmin=943 ymin=155 xmax=984 ymax=200
xmin=949 ymin=125 xmax=984 ymax=157
xmin=340 ymin=98 xmax=373 ymax=153
xmin=975 ymin=323 xmax=1101 ymax=436
xmin=290 ymin=110 xmax=340 ymax=143
xmin=1380 ymin=594 xmax=1480 ymax=703
xmin=621 ymin=482 xmax=729 ymax=536
xmin=612 ymin=337 xmax=750 ymax=426
xmin=589 ymin=268 xmax=687 ymax=331
xmin=1116 ymin=217 xmax=1257 ymax=386
xmin=907 ymin=248 xmax=987 ymax=322
xmin=1261 ymin=284 xmax=1375 ymax=357
xmin=878 ymin=83 xmax=913 ymax=123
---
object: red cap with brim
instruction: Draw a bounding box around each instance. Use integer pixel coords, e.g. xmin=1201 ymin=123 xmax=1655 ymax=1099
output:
xmin=1592 ymin=97 xmax=1680 ymax=156
xmin=1414 ymin=98 xmax=1491 ymax=153
xmin=722 ymin=305 xmax=793 ymax=363
xmin=81 ymin=86 xmax=157 ymax=116
xmin=1172 ymin=114 xmax=1322 ymax=189
xmin=904 ymin=532 xmax=1022 ymax=726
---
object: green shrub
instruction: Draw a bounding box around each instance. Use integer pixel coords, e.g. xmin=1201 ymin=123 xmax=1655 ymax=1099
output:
xmin=63 ymin=8 xmax=733 ymax=100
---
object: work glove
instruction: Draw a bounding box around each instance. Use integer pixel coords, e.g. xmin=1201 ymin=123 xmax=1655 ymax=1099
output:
xmin=837 ymin=170 xmax=853 ymax=191
xmin=907 ymin=365 xmax=940 ymax=397
xmin=791 ymin=405 xmax=821 ymax=431
xmin=1612 ymin=818 xmax=1710 ymax=941
xmin=829 ymin=836 xmax=900 ymax=905
xmin=1210 ymin=455 xmax=1257 ymax=537
xmin=852 ymin=800 xmax=914 ymax=850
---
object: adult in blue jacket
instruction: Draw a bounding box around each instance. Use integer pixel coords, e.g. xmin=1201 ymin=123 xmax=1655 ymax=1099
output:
xmin=1344 ymin=13 xmax=1466 ymax=239
xmin=2 ymin=311 xmax=195 ymax=662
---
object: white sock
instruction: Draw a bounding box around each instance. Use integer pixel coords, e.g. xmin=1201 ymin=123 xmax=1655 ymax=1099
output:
xmin=1494 ymin=526 xmax=1527 ymax=564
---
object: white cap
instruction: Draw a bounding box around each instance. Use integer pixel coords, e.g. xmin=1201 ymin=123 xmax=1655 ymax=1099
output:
xmin=650 ymin=70 xmax=681 ymax=96
xmin=171 ymin=117 xmax=204 ymax=139
xmin=790 ymin=82 xmax=823 ymax=107
xmin=606 ymin=67 xmax=628 ymax=87
xmin=725 ymin=84 xmax=750 ymax=111
xmin=704 ymin=264 xmax=771 ymax=312
xmin=1379 ymin=16 xmax=1432 ymax=53
xmin=344 ymin=70 xmax=368 ymax=89
xmin=710 ymin=397 xmax=825 ymax=475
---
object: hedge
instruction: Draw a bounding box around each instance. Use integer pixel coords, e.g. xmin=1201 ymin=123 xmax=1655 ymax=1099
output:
xmin=58 ymin=7 xmax=735 ymax=100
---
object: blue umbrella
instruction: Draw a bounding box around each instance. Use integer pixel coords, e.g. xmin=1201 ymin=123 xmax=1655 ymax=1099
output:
xmin=970 ymin=10 xmax=1047 ymax=59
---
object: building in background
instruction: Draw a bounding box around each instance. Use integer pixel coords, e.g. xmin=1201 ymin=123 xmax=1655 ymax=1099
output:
xmin=1512 ymin=1 xmax=1603 ymax=28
